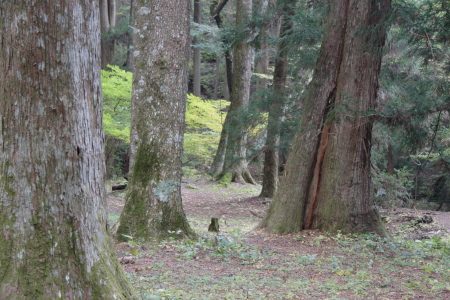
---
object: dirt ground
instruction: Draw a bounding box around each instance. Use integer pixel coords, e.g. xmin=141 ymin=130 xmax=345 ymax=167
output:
xmin=108 ymin=177 xmax=450 ymax=299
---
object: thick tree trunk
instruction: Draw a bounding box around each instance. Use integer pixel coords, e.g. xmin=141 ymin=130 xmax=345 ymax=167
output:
xmin=259 ymin=0 xmax=295 ymax=198
xmin=100 ymin=0 xmax=116 ymax=70
xmin=0 ymin=1 xmax=138 ymax=298
xmin=193 ymin=0 xmax=202 ymax=97
xmin=117 ymin=0 xmax=195 ymax=241
xmin=260 ymin=0 xmax=390 ymax=235
xmin=218 ymin=0 xmax=257 ymax=184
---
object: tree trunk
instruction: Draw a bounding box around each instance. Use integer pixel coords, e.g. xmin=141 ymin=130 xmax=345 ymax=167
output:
xmin=117 ymin=0 xmax=195 ymax=241
xmin=209 ymin=0 xmax=231 ymax=175
xmin=208 ymin=120 xmax=229 ymax=177
xmin=0 ymin=1 xmax=138 ymax=298
xmin=210 ymin=0 xmax=233 ymax=95
xmin=260 ymin=0 xmax=390 ymax=235
xmin=212 ymin=58 xmax=221 ymax=99
xmin=387 ymin=143 xmax=394 ymax=175
xmin=193 ymin=0 xmax=202 ymax=97
xmin=124 ymin=0 xmax=135 ymax=69
xmin=100 ymin=0 xmax=116 ymax=70
xmin=255 ymin=42 xmax=269 ymax=92
xmin=259 ymin=0 xmax=295 ymax=198
xmin=218 ymin=0 xmax=257 ymax=184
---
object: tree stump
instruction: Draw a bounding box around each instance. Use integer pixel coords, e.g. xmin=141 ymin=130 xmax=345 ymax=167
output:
xmin=208 ymin=218 xmax=220 ymax=232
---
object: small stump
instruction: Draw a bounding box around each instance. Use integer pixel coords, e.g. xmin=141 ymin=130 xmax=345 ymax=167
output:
xmin=208 ymin=217 xmax=220 ymax=232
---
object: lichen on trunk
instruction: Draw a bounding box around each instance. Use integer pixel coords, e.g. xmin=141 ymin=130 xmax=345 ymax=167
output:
xmin=0 ymin=1 xmax=138 ymax=298
xmin=116 ymin=0 xmax=195 ymax=241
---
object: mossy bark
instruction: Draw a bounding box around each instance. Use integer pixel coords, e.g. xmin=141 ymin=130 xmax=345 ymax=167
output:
xmin=0 ymin=1 xmax=138 ymax=298
xmin=116 ymin=0 xmax=195 ymax=241
xmin=260 ymin=0 xmax=391 ymax=235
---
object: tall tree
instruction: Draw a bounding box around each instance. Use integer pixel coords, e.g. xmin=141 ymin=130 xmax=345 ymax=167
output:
xmin=260 ymin=0 xmax=296 ymax=198
xmin=218 ymin=0 xmax=257 ymax=184
xmin=193 ymin=0 xmax=203 ymax=96
xmin=124 ymin=0 xmax=135 ymax=69
xmin=210 ymin=0 xmax=232 ymax=95
xmin=100 ymin=0 xmax=116 ymax=69
xmin=260 ymin=0 xmax=390 ymax=234
xmin=0 ymin=1 xmax=138 ymax=298
xmin=209 ymin=0 xmax=232 ymax=177
xmin=117 ymin=0 xmax=195 ymax=241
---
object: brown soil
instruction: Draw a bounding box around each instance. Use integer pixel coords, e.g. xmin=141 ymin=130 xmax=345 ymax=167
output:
xmin=108 ymin=177 xmax=450 ymax=299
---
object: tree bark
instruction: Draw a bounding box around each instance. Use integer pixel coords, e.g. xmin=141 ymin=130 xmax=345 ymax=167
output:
xmin=387 ymin=143 xmax=394 ymax=175
xmin=217 ymin=0 xmax=257 ymax=184
xmin=208 ymin=119 xmax=229 ymax=177
xmin=193 ymin=0 xmax=202 ymax=97
xmin=260 ymin=0 xmax=391 ymax=235
xmin=100 ymin=0 xmax=116 ymax=70
xmin=210 ymin=0 xmax=233 ymax=95
xmin=117 ymin=0 xmax=195 ymax=241
xmin=124 ymin=0 xmax=135 ymax=69
xmin=0 ymin=1 xmax=138 ymax=298
xmin=209 ymin=0 xmax=232 ymax=176
xmin=260 ymin=0 xmax=295 ymax=198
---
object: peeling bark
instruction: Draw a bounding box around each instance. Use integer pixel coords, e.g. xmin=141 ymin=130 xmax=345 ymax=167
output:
xmin=117 ymin=0 xmax=195 ymax=241
xmin=260 ymin=0 xmax=391 ymax=235
xmin=0 ymin=1 xmax=138 ymax=298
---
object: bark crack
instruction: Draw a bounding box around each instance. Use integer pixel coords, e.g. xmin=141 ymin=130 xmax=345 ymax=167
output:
xmin=305 ymin=122 xmax=331 ymax=229
xmin=303 ymin=1 xmax=351 ymax=229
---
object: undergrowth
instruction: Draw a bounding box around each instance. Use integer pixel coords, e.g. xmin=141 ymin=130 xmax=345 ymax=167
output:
xmin=124 ymin=229 xmax=450 ymax=300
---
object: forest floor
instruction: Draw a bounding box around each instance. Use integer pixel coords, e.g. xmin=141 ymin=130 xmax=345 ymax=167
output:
xmin=107 ymin=176 xmax=450 ymax=300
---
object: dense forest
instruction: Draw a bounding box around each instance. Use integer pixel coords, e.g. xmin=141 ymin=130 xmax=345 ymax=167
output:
xmin=104 ymin=0 xmax=450 ymax=216
xmin=1 ymin=0 xmax=450 ymax=298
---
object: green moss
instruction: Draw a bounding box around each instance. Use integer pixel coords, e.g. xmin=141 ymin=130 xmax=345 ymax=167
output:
xmin=132 ymin=141 xmax=160 ymax=186
xmin=116 ymin=187 xmax=149 ymax=242
xmin=89 ymin=239 xmax=139 ymax=299
xmin=185 ymin=94 xmax=228 ymax=132
xmin=218 ymin=172 xmax=232 ymax=185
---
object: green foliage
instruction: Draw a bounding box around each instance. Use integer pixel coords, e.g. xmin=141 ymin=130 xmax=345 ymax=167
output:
xmin=100 ymin=68 xmax=228 ymax=176
xmin=183 ymin=94 xmax=229 ymax=172
xmin=190 ymin=22 xmax=223 ymax=55
xmin=120 ymin=234 xmax=140 ymax=256
xmin=373 ymin=167 xmax=414 ymax=209
xmin=102 ymin=65 xmax=132 ymax=143
xmin=370 ymin=0 xmax=450 ymax=210
xmin=185 ymin=94 xmax=227 ymax=132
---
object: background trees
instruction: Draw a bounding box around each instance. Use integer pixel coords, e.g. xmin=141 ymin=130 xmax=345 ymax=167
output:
xmin=0 ymin=1 xmax=137 ymax=298
xmin=116 ymin=0 xmax=196 ymax=241
xmin=100 ymin=0 xmax=117 ymax=69
xmin=259 ymin=0 xmax=296 ymax=198
xmin=101 ymin=0 xmax=450 ymax=228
